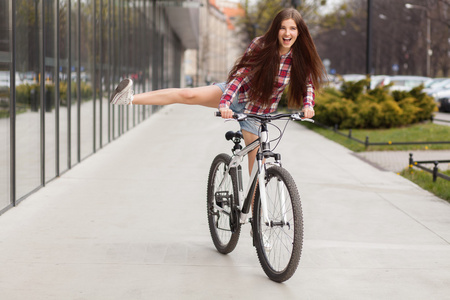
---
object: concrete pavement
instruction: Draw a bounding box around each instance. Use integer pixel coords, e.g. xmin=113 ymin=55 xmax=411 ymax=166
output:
xmin=0 ymin=104 xmax=449 ymax=300
xmin=355 ymin=111 xmax=450 ymax=173
xmin=356 ymin=150 xmax=450 ymax=173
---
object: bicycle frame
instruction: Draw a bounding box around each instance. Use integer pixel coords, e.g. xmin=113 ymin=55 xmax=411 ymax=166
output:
xmin=216 ymin=122 xmax=284 ymax=225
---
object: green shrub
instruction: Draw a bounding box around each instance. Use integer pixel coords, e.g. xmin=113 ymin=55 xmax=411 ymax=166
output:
xmin=341 ymin=78 xmax=369 ymax=101
xmin=315 ymin=79 xmax=437 ymax=129
xmin=14 ymin=81 xmax=93 ymax=109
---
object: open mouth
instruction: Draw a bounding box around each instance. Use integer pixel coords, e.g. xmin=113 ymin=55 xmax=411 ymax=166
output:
xmin=283 ymin=38 xmax=292 ymax=43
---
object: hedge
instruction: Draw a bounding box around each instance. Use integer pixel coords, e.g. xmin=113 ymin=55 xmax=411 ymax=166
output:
xmin=313 ymin=79 xmax=437 ymax=129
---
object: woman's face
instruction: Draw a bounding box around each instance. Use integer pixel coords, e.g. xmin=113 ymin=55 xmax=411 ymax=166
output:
xmin=278 ymin=18 xmax=298 ymax=54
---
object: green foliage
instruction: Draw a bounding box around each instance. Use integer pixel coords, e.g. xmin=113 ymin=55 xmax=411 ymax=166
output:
xmin=14 ymin=82 xmax=93 ymax=111
xmin=340 ymin=78 xmax=369 ymax=101
xmin=400 ymin=168 xmax=450 ymax=202
xmin=315 ymin=79 xmax=437 ymax=129
xmin=302 ymin=121 xmax=450 ymax=152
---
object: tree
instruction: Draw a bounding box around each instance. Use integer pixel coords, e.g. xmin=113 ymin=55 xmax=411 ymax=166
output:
xmin=237 ymin=0 xmax=328 ymax=43
xmin=315 ymin=0 xmax=450 ymax=77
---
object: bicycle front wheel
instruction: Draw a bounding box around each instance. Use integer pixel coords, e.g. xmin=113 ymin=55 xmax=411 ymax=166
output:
xmin=207 ymin=153 xmax=241 ymax=254
xmin=253 ymin=166 xmax=303 ymax=282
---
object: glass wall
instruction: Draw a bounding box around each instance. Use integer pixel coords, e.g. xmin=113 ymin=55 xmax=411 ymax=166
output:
xmin=0 ymin=0 xmax=187 ymax=214
xmin=15 ymin=0 xmax=42 ymax=200
xmin=0 ymin=0 xmax=10 ymax=212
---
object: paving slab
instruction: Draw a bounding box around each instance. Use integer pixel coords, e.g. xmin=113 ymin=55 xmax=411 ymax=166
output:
xmin=0 ymin=104 xmax=449 ymax=300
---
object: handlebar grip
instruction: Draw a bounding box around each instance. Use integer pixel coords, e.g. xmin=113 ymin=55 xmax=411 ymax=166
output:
xmin=215 ymin=111 xmax=239 ymax=119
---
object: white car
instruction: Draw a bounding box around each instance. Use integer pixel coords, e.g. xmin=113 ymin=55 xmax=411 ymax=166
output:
xmin=377 ymin=75 xmax=431 ymax=92
xmin=424 ymin=78 xmax=448 ymax=90
xmin=370 ymin=75 xmax=388 ymax=89
xmin=425 ymin=78 xmax=450 ymax=99
xmin=332 ymin=74 xmax=366 ymax=89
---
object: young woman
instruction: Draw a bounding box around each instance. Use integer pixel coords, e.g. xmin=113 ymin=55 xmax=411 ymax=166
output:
xmin=110 ymin=8 xmax=326 ymax=172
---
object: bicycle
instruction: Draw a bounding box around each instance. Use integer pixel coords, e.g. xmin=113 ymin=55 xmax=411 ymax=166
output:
xmin=206 ymin=111 xmax=312 ymax=282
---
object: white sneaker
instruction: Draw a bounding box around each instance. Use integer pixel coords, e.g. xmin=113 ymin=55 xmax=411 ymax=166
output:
xmin=110 ymin=78 xmax=134 ymax=105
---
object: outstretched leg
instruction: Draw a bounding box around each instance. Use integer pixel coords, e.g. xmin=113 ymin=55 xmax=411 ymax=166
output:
xmin=111 ymin=78 xmax=223 ymax=109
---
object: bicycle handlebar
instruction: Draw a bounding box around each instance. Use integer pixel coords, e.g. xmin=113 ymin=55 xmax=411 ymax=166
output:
xmin=215 ymin=111 xmax=314 ymax=123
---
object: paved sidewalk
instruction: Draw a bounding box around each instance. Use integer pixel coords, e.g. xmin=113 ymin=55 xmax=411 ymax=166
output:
xmin=0 ymin=104 xmax=449 ymax=300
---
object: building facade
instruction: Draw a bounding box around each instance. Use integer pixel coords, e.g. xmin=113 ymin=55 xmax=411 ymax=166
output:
xmin=0 ymin=0 xmax=200 ymax=214
xmin=184 ymin=0 xmax=246 ymax=86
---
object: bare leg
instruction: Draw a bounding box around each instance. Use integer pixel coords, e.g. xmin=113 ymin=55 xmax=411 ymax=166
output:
xmin=132 ymin=85 xmax=223 ymax=108
xmin=242 ymin=130 xmax=259 ymax=174
xmin=242 ymin=129 xmax=260 ymax=210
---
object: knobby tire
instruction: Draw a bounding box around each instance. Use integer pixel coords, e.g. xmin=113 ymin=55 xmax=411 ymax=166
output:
xmin=207 ymin=153 xmax=241 ymax=254
xmin=253 ymin=166 xmax=303 ymax=282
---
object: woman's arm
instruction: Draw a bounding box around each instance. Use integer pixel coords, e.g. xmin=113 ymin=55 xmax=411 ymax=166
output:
xmin=302 ymin=77 xmax=315 ymax=118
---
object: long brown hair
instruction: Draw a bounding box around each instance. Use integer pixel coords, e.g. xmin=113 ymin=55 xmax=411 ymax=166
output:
xmin=227 ymin=8 xmax=326 ymax=109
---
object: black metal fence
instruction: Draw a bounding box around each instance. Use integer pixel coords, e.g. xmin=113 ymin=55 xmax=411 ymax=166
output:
xmin=409 ymin=153 xmax=450 ymax=182
xmin=313 ymin=121 xmax=450 ymax=149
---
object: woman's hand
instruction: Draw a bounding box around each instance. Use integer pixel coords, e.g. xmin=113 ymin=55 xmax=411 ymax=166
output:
xmin=219 ymin=107 xmax=234 ymax=119
xmin=302 ymin=106 xmax=315 ymax=119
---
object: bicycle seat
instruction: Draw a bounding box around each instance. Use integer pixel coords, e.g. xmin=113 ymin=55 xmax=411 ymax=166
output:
xmin=225 ymin=130 xmax=243 ymax=141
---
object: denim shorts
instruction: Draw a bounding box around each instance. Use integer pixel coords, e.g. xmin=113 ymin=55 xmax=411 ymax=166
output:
xmin=214 ymin=82 xmax=260 ymax=136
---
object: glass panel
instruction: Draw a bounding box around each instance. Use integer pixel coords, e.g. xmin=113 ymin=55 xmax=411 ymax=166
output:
xmin=0 ymin=0 xmax=10 ymax=210
xmin=79 ymin=0 xmax=94 ymax=159
xmin=113 ymin=0 xmax=121 ymax=140
xmin=99 ymin=0 xmax=108 ymax=149
xmin=70 ymin=0 xmax=78 ymax=165
xmin=45 ymin=0 xmax=57 ymax=182
xmin=59 ymin=0 xmax=69 ymax=173
xmin=15 ymin=0 xmax=42 ymax=199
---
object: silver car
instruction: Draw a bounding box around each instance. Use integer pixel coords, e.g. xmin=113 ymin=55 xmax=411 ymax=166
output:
xmin=377 ymin=75 xmax=431 ymax=92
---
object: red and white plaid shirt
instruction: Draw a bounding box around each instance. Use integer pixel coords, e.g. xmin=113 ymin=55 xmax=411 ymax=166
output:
xmin=219 ymin=36 xmax=315 ymax=114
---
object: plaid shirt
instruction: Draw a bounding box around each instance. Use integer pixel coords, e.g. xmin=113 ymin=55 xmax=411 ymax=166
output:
xmin=219 ymin=36 xmax=315 ymax=114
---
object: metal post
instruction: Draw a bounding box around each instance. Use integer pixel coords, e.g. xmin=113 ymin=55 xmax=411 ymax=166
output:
xmin=10 ymin=0 xmax=16 ymax=206
xmin=432 ymin=162 xmax=438 ymax=182
xmin=409 ymin=153 xmax=413 ymax=169
xmin=55 ymin=0 xmax=60 ymax=177
xmin=426 ymin=15 xmax=431 ymax=77
xmin=366 ymin=0 xmax=372 ymax=76
xmin=40 ymin=0 xmax=46 ymax=186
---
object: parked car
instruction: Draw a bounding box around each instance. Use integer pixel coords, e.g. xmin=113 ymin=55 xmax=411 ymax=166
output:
xmin=332 ymin=74 xmax=366 ymax=89
xmin=376 ymin=75 xmax=431 ymax=92
xmin=424 ymin=78 xmax=450 ymax=98
xmin=341 ymin=74 xmax=366 ymax=82
xmin=424 ymin=77 xmax=448 ymax=90
xmin=431 ymin=85 xmax=450 ymax=99
xmin=370 ymin=75 xmax=388 ymax=89
xmin=437 ymin=96 xmax=450 ymax=112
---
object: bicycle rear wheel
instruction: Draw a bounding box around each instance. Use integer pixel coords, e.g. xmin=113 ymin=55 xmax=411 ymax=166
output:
xmin=253 ymin=166 xmax=303 ymax=282
xmin=207 ymin=153 xmax=241 ymax=254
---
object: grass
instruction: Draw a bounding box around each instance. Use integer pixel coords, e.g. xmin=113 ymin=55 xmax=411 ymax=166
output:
xmin=399 ymin=168 xmax=450 ymax=201
xmin=300 ymin=121 xmax=450 ymax=202
xmin=301 ymin=122 xmax=450 ymax=152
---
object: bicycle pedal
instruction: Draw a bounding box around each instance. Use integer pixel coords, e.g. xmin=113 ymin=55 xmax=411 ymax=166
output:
xmin=214 ymin=191 xmax=232 ymax=208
